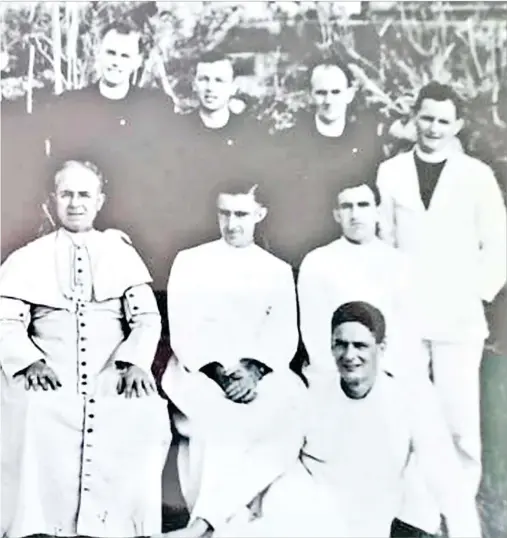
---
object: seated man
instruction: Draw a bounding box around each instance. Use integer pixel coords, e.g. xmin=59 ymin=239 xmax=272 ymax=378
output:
xmin=218 ymin=302 xmax=482 ymax=538
xmin=298 ymin=174 xmax=424 ymax=381
xmin=0 ymin=160 xmax=172 ymax=538
xmin=158 ymin=180 xmax=306 ymax=538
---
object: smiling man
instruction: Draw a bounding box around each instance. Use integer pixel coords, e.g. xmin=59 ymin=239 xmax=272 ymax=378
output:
xmin=159 ymin=180 xmax=305 ymax=538
xmin=377 ymin=81 xmax=507 ymax=535
xmin=215 ymin=302 xmax=482 ymax=538
xmin=0 ymin=160 xmax=171 ymax=537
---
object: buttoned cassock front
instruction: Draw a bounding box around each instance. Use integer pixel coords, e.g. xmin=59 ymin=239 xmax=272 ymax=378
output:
xmin=376 ymin=149 xmax=507 ymax=531
xmin=162 ymin=239 xmax=306 ymax=530
xmin=0 ymin=230 xmax=172 ymax=538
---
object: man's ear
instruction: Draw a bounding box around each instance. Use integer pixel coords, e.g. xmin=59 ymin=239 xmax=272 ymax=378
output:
xmin=255 ymin=206 xmax=268 ymax=224
xmin=453 ymin=117 xmax=465 ymax=136
xmin=132 ymin=52 xmax=143 ymax=72
xmin=97 ymin=193 xmax=106 ymax=213
xmin=332 ymin=208 xmax=341 ymax=225
xmin=345 ymin=86 xmax=356 ymax=104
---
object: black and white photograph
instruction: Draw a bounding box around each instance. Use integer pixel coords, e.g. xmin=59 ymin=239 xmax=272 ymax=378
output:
xmin=1 ymin=1 xmax=506 ymax=537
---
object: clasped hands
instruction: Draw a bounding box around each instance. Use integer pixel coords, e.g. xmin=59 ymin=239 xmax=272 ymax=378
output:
xmin=19 ymin=359 xmax=155 ymax=398
xmin=213 ymin=360 xmax=265 ymax=404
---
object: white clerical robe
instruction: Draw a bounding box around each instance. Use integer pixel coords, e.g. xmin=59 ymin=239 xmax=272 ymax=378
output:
xmin=217 ymin=371 xmax=482 ymax=538
xmin=298 ymin=237 xmax=425 ymax=380
xmin=0 ymin=229 xmax=172 ymax=538
xmin=162 ymin=239 xmax=306 ymax=530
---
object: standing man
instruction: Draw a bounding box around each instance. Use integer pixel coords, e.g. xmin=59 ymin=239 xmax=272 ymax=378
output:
xmin=216 ymin=302 xmax=481 ymax=538
xmin=0 ymin=160 xmax=172 ymax=537
xmin=267 ymin=57 xmax=385 ymax=268
xmin=40 ymin=20 xmax=183 ymax=291
xmin=297 ymin=175 xmax=424 ymax=381
xmin=159 ymin=180 xmax=306 ymax=538
xmin=377 ymin=81 xmax=507 ymax=534
xmin=165 ymin=52 xmax=269 ymax=255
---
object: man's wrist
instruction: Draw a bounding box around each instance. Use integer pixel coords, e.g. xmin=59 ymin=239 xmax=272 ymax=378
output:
xmin=240 ymin=358 xmax=272 ymax=380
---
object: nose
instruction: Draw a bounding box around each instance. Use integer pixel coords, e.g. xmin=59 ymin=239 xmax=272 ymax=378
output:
xmin=343 ymin=344 xmax=357 ymax=361
xmin=227 ymin=214 xmax=239 ymax=228
xmin=69 ymin=194 xmax=80 ymax=207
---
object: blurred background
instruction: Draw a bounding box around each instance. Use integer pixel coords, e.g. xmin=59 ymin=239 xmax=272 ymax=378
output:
xmin=1 ymin=2 xmax=506 ymax=536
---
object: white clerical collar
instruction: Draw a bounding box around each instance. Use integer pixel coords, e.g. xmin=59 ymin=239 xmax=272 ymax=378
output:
xmin=199 ymin=107 xmax=231 ymax=129
xmin=414 ymin=144 xmax=453 ymax=164
xmin=59 ymin=227 xmax=97 ymax=247
xmin=315 ymin=114 xmax=346 ymax=138
xmin=99 ymin=79 xmax=130 ymax=101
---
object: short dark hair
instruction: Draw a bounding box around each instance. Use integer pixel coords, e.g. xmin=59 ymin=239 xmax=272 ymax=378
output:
xmin=335 ymin=175 xmax=381 ymax=206
xmin=307 ymin=54 xmax=354 ymax=87
xmin=331 ymin=301 xmax=386 ymax=344
xmin=215 ymin=177 xmax=267 ymax=207
xmin=53 ymin=160 xmax=105 ymax=192
xmin=414 ymin=82 xmax=464 ymax=118
xmin=101 ymin=20 xmax=142 ymax=50
xmin=196 ymin=51 xmax=235 ymax=76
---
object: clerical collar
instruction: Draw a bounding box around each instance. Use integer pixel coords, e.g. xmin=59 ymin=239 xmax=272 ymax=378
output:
xmin=199 ymin=107 xmax=231 ymax=129
xmin=314 ymin=114 xmax=346 ymax=138
xmin=98 ymin=79 xmax=130 ymax=101
xmin=60 ymin=227 xmax=96 ymax=247
xmin=414 ymin=144 xmax=451 ymax=164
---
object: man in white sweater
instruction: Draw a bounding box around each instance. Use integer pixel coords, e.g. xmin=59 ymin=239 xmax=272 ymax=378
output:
xmin=158 ymin=180 xmax=306 ymax=538
xmin=298 ymin=175 xmax=424 ymax=382
xmin=216 ymin=301 xmax=481 ymax=538
xmin=377 ymin=81 xmax=507 ymax=533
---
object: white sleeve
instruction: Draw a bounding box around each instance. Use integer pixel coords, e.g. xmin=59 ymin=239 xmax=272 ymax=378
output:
xmin=475 ymin=165 xmax=507 ymax=302
xmin=248 ymin=263 xmax=299 ymax=370
xmin=376 ymin=162 xmax=397 ymax=247
xmin=0 ymin=297 xmax=46 ymax=378
xmin=298 ymin=254 xmax=334 ymax=372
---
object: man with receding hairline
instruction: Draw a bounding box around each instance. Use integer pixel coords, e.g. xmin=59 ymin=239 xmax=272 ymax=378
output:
xmin=0 ymin=159 xmax=171 ymax=537
xmin=158 ymin=180 xmax=305 ymax=538
xmin=267 ymin=57 xmax=385 ymax=268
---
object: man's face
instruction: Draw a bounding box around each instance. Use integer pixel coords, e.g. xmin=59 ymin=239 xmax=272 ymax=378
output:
xmin=217 ymin=193 xmax=266 ymax=248
xmin=310 ymin=65 xmax=355 ymax=124
xmin=333 ymin=184 xmax=378 ymax=244
xmin=415 ymin=98 xmax=464 ymax=153
xmin=98 ymin=29 xmax=142 ymax=87
xmin=53 ymin=166 xmax=105 ymax=233
xmin=332 ymin=321 xmax=381 ymax=390
xmin=194 ymin=60 xmax=236 ymax=112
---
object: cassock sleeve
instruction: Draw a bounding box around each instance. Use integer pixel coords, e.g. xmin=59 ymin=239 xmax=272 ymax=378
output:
xmin=167 ymin=251 xmax=219 ymax=371
xmin=245 ymin=263 xmax=299 ymax=371
xmin=0 ymin=297 xmax=46 ymax=378
xmin=297 ymin=252 xmax=334 ymax=373
xmin=110 ymin=284 xmax=162 ymax=375
xmin=406 ymin=379 xmax=482 ymax=538
xmin=475 ymin=163 xmax=507 ymax=302
xmin=376 ymin=161 xmax=397 ymax=247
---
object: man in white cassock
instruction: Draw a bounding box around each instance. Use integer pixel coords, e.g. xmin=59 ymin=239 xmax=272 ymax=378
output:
xmin=158 ymin=180 xmax=306 ymax=538
xmin=377 ymin=81 xmax=507 ymax=534
xmin=217 ymin=301 xmax=482 ymax=538
xmin=0 ymin=160 xmax=172 ymax=538
xmin=298 ymin=174 xmax=424 ymax=383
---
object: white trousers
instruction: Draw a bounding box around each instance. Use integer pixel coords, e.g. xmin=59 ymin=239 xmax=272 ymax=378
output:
xmin=162 ymin=357 xmax=307 ymax=530
xmin=398 ymin=338 xmax=484 ymax=533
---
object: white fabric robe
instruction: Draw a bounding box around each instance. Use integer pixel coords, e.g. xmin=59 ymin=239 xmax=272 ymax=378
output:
xmin=0 ymin=229 xmax=172 ymax=538
xmin=162 ymin=239 xmax=306 ymax=529
xmin=376 ymin=149 xmax=506 ymax=341
xmin=298 ymin=237 xmax=425 ymax=380
xmin=217 ymin=371 xmax=482 ymax=538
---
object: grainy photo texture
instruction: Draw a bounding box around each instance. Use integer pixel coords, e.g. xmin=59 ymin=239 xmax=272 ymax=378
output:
xmin=1 ymin=2 xmax=506 ymax=538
